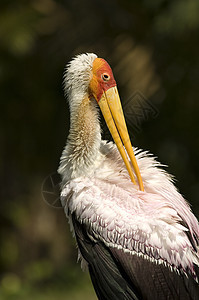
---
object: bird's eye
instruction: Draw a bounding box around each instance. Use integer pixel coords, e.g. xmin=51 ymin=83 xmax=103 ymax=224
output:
xmin=101 ymin=73 xmax=110 ymax=81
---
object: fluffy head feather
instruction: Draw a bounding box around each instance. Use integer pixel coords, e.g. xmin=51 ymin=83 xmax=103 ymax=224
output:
xmin=63 ymin=53 xmax=97 ymax=109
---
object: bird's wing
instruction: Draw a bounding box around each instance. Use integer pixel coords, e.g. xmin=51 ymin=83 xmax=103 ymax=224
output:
xmin=72 ymin=213 xmax=140 ymax=300
xmin=72 ymin=213 xmax=199 ymax=300
xmin=61 ymin=177 xmax=199 ymax=299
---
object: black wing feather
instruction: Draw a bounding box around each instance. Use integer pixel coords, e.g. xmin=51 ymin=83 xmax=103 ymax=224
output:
xmin=72 ymin=214 xmax=140 ymax=300
xmin=72 ymin=214 xmax=199 ymax=300
xmin=111 ymin=247 xmax=199 ymax=300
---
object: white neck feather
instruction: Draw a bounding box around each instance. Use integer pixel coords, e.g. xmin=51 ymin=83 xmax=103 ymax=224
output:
xmin=58 ymin=92 xmax=101 ymax=185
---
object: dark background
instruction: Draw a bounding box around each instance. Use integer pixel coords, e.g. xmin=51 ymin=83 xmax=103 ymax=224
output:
xmin=1 ymin=0 xmax=199 ymax=299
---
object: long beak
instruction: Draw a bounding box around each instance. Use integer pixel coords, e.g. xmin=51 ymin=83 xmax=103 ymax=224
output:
xmin=98 ymin=86 xmax=144 ymax=191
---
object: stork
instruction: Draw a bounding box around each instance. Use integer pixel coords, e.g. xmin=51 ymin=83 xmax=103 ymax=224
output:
xmin=58 ymin=53 xmax=199 ymax=299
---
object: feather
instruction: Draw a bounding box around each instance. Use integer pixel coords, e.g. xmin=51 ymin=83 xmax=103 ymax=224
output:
xmin=58 ymin=53 xmax=199 ymax=299
xmin=72 ymin=214 xmax=199 ymax=300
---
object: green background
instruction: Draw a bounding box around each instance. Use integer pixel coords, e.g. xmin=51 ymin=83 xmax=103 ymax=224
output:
xmin=1 ymin=0 xmax=199 ymax=299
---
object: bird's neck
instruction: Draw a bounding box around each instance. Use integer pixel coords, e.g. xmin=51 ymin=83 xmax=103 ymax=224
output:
xmin=58 ymin=94 xmax=101 ymax=184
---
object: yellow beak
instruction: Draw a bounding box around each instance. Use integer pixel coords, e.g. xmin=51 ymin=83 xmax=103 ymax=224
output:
xmin=98 ymin=86 xmax=144 ymax=191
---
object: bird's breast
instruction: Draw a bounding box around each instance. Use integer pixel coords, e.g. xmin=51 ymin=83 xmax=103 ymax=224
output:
xmin=60 ymin=175 xmax=197 ymax=274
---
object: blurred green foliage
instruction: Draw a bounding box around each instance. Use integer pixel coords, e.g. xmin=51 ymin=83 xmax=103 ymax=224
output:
xmin=1 ymin=0 xmax=199 ymax=299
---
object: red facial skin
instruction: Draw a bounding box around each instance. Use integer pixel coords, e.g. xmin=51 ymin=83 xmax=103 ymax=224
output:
xmin=89 ymin=58 xmax=117 ymax=102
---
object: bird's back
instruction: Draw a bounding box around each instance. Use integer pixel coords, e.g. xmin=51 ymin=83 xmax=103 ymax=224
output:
xmin=60 ymin=142 xmax=199 ymax=299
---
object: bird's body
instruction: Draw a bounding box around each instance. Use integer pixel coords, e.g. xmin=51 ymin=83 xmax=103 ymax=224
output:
xmin=58 ymin=53 xmax=199 ymax=299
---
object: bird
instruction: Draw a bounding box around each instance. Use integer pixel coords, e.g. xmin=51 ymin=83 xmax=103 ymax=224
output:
xmin=58 ymin=53 xmax=199 ymax=299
